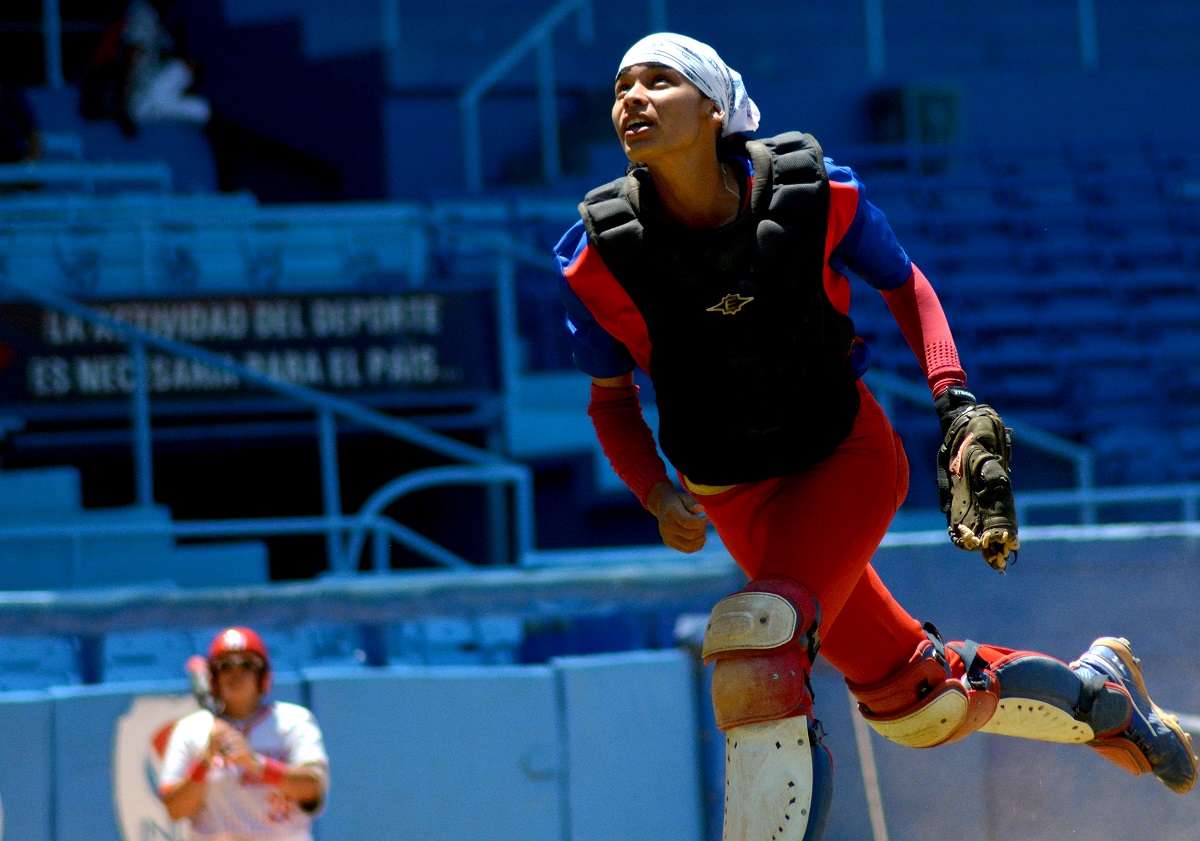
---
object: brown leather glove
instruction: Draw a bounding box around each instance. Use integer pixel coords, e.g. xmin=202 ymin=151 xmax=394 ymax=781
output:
xmin=935 ymin=390 xmax=1020 ymax=572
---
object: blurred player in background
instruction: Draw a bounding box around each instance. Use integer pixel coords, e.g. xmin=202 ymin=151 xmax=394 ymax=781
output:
xmin=158 ymin=627 xmax=329 ymax=841
xmin=553 ymin=32 xmax=1197 ymax=840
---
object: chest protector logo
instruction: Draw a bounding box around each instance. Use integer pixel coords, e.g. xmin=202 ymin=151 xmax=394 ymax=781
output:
xmin=706 ymin=293 xmax=755 ymax=316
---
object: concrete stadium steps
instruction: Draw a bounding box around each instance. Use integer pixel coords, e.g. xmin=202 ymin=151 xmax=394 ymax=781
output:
xmin=0 ymin=467 xmax=268 ymax=590
xmin=0 ymin=466 xmax=82 ymax=519
xmin=219 ymin=0 xmax=397 ymax=59
xmin=158 ymin=0 xmax=1200 ymax=199
xmin=179 ymin=3 xmax=391 ymax=201
xmin=24 ymin=88 xmax=217 ymax=193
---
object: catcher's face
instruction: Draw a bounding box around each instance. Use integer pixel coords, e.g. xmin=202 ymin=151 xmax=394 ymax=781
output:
xmin=213 ymin=654 xmax=265 ymax=715
xmin=612 ymin=64 xmax=722 ymax=166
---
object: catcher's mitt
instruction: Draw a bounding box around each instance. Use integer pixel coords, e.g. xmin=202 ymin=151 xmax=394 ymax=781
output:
xmin=936 ymin=401 xmax=1019 ymax=572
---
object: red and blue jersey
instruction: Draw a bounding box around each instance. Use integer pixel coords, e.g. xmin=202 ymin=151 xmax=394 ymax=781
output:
xmin=553 ymin=156 xmax=965 ymax=396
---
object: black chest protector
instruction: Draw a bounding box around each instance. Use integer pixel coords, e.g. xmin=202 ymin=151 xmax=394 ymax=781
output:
xmin=578 ymin=132 xmax=860 ymax=485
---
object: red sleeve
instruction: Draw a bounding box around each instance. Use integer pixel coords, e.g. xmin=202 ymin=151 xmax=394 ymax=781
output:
xmin=588 ymin=382 xmax=670 ymax=508
xmin=879 ymin=263 xmax=967 ymax=398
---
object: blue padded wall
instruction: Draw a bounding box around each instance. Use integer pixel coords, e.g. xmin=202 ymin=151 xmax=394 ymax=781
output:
xmin=553 ymin=649 xmax=704 ymax=841
xmin=861 ymin=534 xmax=1200 ymax=841
xmin=305 ymin=664 xmax=563 ymax=841
xmin=0 ymin=693 xmax=54 ymax=841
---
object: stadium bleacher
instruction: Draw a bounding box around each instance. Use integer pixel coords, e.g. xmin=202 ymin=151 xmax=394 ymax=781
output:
xmin=0 ymin=635 xmax=81 ymax=691
xmin=0 ymin=2 xmax=1197 ymax=838
xmin=0 ymin=466 xmax=267 ymax=590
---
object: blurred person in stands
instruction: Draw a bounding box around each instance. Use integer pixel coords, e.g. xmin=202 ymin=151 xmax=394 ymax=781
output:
xmin=0 ymin=83 xmax=41 ymax=163
xmin=553 ymin=32 xmax=1197 ymax=840
xmin=121 ymin=0 xmax=210 ymax=129
xmin=158 ymin=627 xmax=329 ymax=840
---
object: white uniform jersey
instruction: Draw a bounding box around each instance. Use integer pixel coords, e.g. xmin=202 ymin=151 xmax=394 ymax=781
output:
xmin=159 ymin=701 xmax=329 ymax=841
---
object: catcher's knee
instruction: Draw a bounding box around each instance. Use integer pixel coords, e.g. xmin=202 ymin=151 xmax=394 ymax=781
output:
xmin=846 ymin=624 xmax=999 ymax=748
xmin=701 ymin=577 xmax=821 ymax=731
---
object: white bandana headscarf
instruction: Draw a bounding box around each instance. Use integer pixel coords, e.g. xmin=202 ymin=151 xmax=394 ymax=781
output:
xmin=617 ymin=32 xmax=760 ymax=137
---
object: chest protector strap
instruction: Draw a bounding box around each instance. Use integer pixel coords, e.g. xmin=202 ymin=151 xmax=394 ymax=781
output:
xmin=578 ymin=133 xmax=859 ymax=486
xmin=578 ymin=132 xmax=827 ymax=277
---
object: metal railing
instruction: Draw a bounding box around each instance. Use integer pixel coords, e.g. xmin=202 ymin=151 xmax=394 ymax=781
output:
xmin=862 ymin=368 xmax=1098 ymax=519
xmin=457 ymin=0 xmax=669 ymax=191
xmin=459 ymin=0 xmax=594 ymax=192
xmin=0 ymin=265 xmax=535 ymax=572
xmin=1020 ymin=483 xmax=1200 ymax=524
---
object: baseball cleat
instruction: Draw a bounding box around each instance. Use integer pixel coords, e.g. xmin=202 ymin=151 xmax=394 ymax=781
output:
xmin=1072 ymin=637 xmax=1198 ymax=794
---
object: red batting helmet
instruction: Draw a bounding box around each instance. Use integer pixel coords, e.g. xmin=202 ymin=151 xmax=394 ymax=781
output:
xmin=207 ymin=626 xmax=272 ymax=695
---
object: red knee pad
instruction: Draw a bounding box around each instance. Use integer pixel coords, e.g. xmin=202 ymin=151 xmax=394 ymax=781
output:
xmin=701 ymin=577 xmax=821 ymax=731
xmin=846 ymin=625 xmax=1000 ymax=747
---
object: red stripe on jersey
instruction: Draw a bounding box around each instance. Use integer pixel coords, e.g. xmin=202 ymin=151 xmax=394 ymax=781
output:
xmin=563 ymin=242 xmax=653 ymax=373
xmin=823 ymin=179 xmax=860 ymax=315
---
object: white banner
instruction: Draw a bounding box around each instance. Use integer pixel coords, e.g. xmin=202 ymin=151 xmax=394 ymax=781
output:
xmin=113 ymin=695 xmax=200 ymax=841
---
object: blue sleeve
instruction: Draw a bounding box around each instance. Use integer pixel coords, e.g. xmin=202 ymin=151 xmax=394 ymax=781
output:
xmin=827 ymin=162 xmax=913 ymax=291
xmin=553 ymin=222 xmax=636 ymax=378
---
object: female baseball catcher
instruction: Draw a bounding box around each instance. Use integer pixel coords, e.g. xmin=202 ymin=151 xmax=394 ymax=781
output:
xmin=552 ymin=31 xmax=1196 ymax=840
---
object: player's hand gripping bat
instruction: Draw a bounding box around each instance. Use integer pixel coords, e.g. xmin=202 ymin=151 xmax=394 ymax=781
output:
xmin=186 ymin=654 xmax=224 ymax=714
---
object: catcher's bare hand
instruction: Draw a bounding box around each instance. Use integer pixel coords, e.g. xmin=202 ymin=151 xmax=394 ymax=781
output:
xmin=936 ymin=399 xmax=1020 ymax=573
xmin=647 ymin=482 xmax=708 ymax=553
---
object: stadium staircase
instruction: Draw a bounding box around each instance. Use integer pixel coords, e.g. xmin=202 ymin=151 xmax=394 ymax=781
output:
xmin=0 ymin=465 xmax=266 ymax=590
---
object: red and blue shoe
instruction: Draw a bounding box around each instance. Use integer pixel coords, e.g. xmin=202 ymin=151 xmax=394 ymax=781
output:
xmin=1072 ymin=637 xmax=1198 ymax=794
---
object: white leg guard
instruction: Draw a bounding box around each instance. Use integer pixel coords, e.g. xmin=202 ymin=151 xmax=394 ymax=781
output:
xmin=705 ymin=579 xmax=830 ymax=840
xmin=723 ymin=716 xmax=830 ymax=841
xmin=977 ymin=649 xmax=1131 ymax=744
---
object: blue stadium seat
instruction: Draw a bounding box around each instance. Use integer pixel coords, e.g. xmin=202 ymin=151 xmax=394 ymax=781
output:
xmin=517 ymin=613 xmax=656 ymax=664
xmin=383 ymin=617 xmax=524 ymax=666
xmin=383 ymin=621 xmax=426 ymax=665
xmin=475 ymin=617 xmax=525 ymax=665
xmin=296 ymin=623 xmax=367 ymax=668
xmin=395 ymin=618 xmax=483 ymax=666
xmin=0 ymin=636 xmax=82 ymax=691
xmin=1034 ymin=295 xmax=1125 ymax=335
xmin=102 ymin=630 xmax=194 ymax=683
xmin=191 ymin=624 xmax=365 ymax=673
